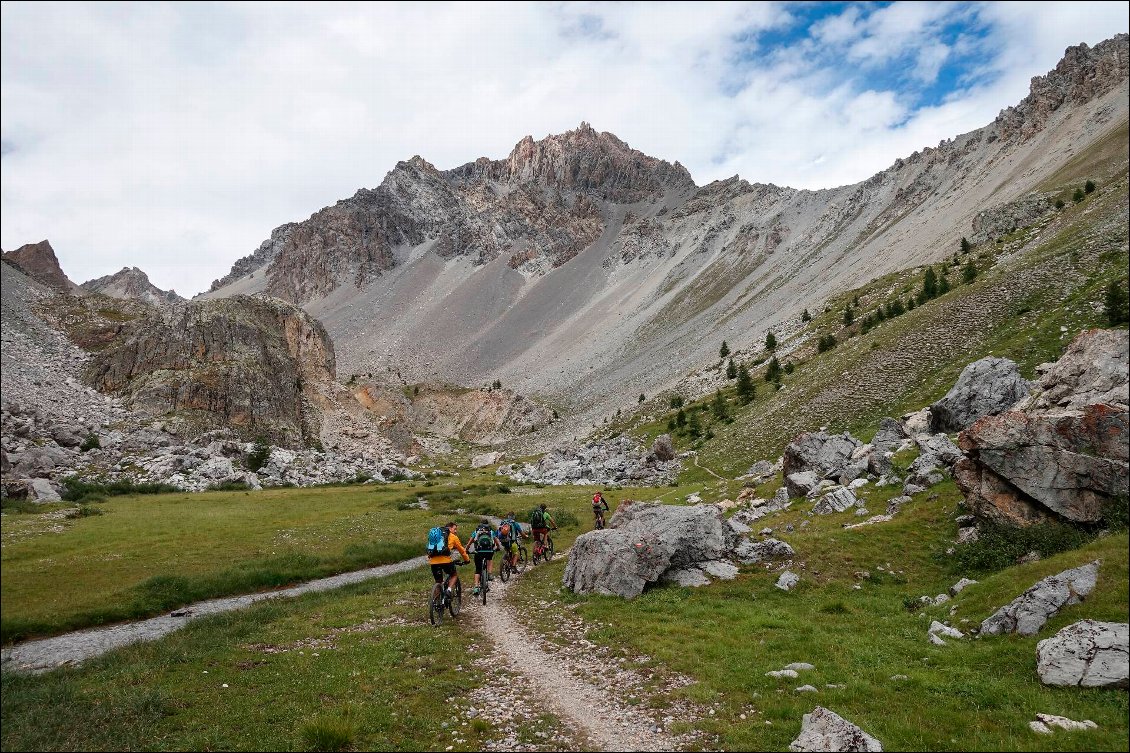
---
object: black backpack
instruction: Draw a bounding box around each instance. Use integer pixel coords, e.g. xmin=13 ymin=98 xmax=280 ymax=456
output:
xmin=474 ymin=526 xmax=494 ymax=552
xmin=530 ymin=508 xmax=546 ymax=528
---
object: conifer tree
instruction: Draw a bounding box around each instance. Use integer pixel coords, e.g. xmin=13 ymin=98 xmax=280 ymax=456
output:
xmin=712 ymin=389 xmax=728 ymax=420
xmin=765 ymin=331 xmax=777 ymax=352
xmin=1106 ymin=280 xmax=1129 ymax=325
xmin=719 ymin=341 xmax=730 ymax=359
xmin=960 ymin=237 xmax=971 ymax=253
xmin=962 ymin=259 xmax=977 ymax=283
xmin=726 ymin=358 xmax=737 ymax=379
xmin=801 ymin=309 xmax=811 ymax=322
xmin=765 ymin=356 xmax=781 ymax=383
xmin=843 ymin=307 xmax=854 ymax=326
xmin=736 ymin=364 xmax=755 ymax=403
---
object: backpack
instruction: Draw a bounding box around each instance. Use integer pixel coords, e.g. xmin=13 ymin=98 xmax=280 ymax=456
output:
xmin=426 ymin=526 xmax=450 ymax=556
xmin=475 ymin=526 xmax=494 ymax=551
xmin=530 ymin=508 xmax=546 ymax=528
xmin=498 ymin=522 xmax=512 ymax=540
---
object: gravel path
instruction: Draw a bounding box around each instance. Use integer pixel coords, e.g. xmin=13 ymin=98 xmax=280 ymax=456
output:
xmin=462 ymin=556 xmax=697 ymax=752
xmin=0 ymin=556 xmax=427 ymax=674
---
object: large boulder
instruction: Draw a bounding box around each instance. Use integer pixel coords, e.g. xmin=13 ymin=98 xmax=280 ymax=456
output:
xmin=783 ymin=431 xmax=862 ymax=481
xmin=955 ymin=329 xmax=1129 ymax=527
xmin=1036 ymin=620 xmax=1129 ymax=688
xmin=980 ymin=561 xmax=1100 ymax=636
xmin=562 ymin=501 xmax=735 ymax=598
xmin=929 ymin=357 xmax=1031 ymax=433
xmin=788 ymin=707 xmax=883 ymax=752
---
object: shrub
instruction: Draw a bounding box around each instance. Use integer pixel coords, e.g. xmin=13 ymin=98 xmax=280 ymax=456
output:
xmin=1073 ymin=187 xmax=1085 ymax=203
xmin=950 ymin=520 xmax=1092 ymax=575
xmin=1055 ymin=198 xmax=1065 ymax=209
xmin=842 ymin=307 xmax=854 ymax=326
xmin=669 ymin=394 xmax=684 ymax=409
xmin=79 ymin=434 xmax=101 ymax=453
xmin=66 ymin=504 xmax=104 ymax=519
xmin=736 ymin=365 xmax=755 ymax=404
xmin=1084 ymin=179 xmax=1096 ymax=194
xmin=711 ymin=389 xmax=728 ymax=420
xmin=726 ymin=358 xmax=737 ymax=379
xmin=244 ymin=440 xmax=271 ymax=472
xmin=61 ymin=477 xmax=180 ymax=503
xmin=1105 ymin=280 xmax=1129 ymax=325
xmin=764 ymin=356 xmax=781 ymax=383
xmin=497 ymin=484 xmax=511 ymax=494
xmin=801 ymin=309 xmax=811 ymax=322
xmin=960 ymin=237 xmax=971 ymax=253
xmin=765 ymin=331 xmax=777 ymax=352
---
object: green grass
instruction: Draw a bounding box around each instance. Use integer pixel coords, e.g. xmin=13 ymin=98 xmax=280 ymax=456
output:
xmin=0 ymin=479 xmax=638 ymax=644
xmin=0 ymin=569 xmax=486 ymax=752
xmin=505 ymin=484 xmax=1130 ymax=751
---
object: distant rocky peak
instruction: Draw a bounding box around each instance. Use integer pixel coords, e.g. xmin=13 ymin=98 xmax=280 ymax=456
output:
xmin=0 ymin=239 xmax=80 ymax=294
xmin=500 ymin=122 xmax=696 ymax=201
xmin=81 ymin=266 xmax=182 ymax=305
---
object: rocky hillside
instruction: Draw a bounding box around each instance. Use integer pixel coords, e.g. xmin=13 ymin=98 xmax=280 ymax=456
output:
xmin=1 ymin=261 xmax=415 ymax=499
xmin=81 ymin=295 xmax=337 ymax=447
xmin=80 ymin=267 xmax=183 ymax=305
xmin=352 ymin=379 xmax=557 ymax=447
xmin=204 ymin=36 xmax=1130 ymax=448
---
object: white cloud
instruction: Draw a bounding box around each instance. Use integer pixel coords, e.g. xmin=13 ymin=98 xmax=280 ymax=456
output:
xmin=1 ymin=1 xmax=1126 ymax=296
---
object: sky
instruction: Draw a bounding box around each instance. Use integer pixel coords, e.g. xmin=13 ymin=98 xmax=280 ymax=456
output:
xmin=2 ymin=2 xmax=1127 ymax=297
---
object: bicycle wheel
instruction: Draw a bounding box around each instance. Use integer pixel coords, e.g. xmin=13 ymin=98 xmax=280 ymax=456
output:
xmin=499 ymin=558 xmax=510 ymax=583
xmin=429 ymin=583 xmax=444 ymax=626
xmin=545 ymin=536 xmax=555 ymax=560
xmin=518 ymin=546 xmax=528 ymax=571
xmin=448 ymin=581 xmax=462 ymax=618
xmin=480 ymin=578 xmax=488 ymax=605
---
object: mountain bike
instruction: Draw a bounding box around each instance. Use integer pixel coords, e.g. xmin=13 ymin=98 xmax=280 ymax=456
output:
xmin=593 ymin=507 xmax=608 ymax=530
xmin=477 ymin=569 xmax=492 ymax=605
xmin=532 ymin=531 xmax=556 ymax=564
xmin=428 ymin=563 xmax=465 ymax=626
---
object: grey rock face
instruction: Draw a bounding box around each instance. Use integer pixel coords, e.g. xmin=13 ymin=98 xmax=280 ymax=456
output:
xmin=913 ymin=434 xmax=963 ymax=467
xmin=783 ymin=431 xmax=862 ymax=480
xmin=562 ymin=502 xmax=733 ymax=598
xmin=871 ymin=417 xmax=907 ymax=454
xmin=501 ymin=434 xmax=680 ymax=487
xmin=812 ymin=487 xmax=858 ymax=515
xmin=1036 ymin=620 xmax=1129 ymax=688
xmin=956 ymin=329 xmax=1129 ymax=527
xmin=786 ymin=471 xmax=821 ymax=499
xmin=733 ymin=537 xmax=795 ymax=564
xmin=652 ymin=434 xmax=676 ymax=461
xmin=929 ymin=357 xmax=1031 ymax=433
xmin=980 ymin=561 xmax=1100 ymax=636
xmin=788 ymin=706 xmax=883 ymax=752
xmin=776 ymin=571 xmax=800 ymax=591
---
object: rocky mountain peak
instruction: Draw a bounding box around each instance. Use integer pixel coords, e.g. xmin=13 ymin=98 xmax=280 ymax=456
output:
xmin=995 ymin=33 xmax=1128 ymax=140
xmin=1 ymin=240 xmax=80 ymax=294
xmin=502 ymin=122 xmax=695 ymax=200
xmin=81 ymin=266 xmax=183 ymax=305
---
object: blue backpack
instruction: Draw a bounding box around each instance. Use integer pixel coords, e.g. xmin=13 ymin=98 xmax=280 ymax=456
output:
xmin=426 ymin=526 xmax=450 ymax=556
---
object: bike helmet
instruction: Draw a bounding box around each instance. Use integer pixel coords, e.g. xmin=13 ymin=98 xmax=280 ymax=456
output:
xmin=539 ymin=503 xmax=547 ymax=510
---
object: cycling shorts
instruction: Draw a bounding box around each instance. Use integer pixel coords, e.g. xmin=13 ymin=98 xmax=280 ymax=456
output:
xmin=532 ymin=527 xmax=549 ymax=538
xmin=474 ymin=551 xmax=494 ymax=574
xmin=431 ymin=562 xmax=456 ymax=583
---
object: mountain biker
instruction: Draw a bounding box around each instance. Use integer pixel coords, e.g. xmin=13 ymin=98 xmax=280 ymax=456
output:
xmin=469 ymin=518 xmax=499 ymax=595
xmin=427 ymin=521 xmax=469 ymax=598
xmin=592 ymin=491 xmax=610 ymax=529
xmin=498 ymin=512 xmax=524 ymax=571
xmin=530 ymin=504 xmax=557 ymax=553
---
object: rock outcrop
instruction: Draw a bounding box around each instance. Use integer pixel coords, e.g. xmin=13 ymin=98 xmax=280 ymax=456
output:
xmin=563 ymin=501 xmax=789 ymax=598
xmin=1036 ymin=620 xmax=1129 ymax=688
xmin=955 ymin=330 xmax=1129 ymax=527
xmin=498 ymin=434 xmax=680 ymax=486
xmin=929 ymin=357 xmax=1031 ymax=433
xmin=980 ymin=561 xmax=1100 ymax=637
xmin=84 ymin=295 xmax=336 ymax=447
xmin=788 ymin=707 xmax=883 ymax=752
